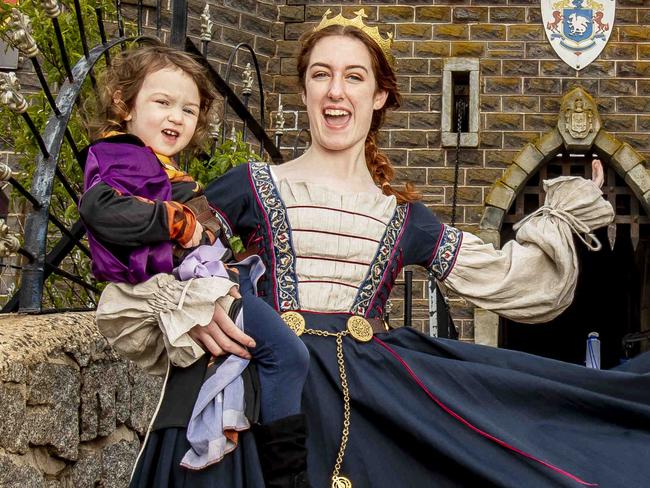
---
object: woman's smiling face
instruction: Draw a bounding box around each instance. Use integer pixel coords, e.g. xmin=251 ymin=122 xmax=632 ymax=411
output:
xmin=302 ymin=35 xmax=388 ymax=153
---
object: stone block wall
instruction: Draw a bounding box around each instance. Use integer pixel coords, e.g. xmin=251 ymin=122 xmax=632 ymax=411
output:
xmin=0 ymin=313 xmax=161 ymax=488
xmin=266 ymin=0 xmax=650 ymax=340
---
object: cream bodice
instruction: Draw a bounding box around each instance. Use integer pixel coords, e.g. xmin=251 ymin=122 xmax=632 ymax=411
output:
xmin=275 ymin=178 xmax=397 ymax=312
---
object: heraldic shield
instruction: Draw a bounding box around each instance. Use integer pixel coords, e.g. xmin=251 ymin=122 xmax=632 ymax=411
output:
xmin=542 ymin=0 xmax=615 ymax=71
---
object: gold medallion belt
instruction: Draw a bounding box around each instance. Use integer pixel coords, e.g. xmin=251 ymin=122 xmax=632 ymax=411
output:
xmin=281 ymin=311 xmax=389 ymax=488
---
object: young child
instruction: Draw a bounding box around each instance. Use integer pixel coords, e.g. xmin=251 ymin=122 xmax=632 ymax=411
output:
xmin=79 ymin=43 xmax=310 ymax=487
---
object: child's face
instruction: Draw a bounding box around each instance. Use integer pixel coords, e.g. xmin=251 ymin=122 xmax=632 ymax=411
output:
xmin=125 ymin=67 xmax=200 ymax=157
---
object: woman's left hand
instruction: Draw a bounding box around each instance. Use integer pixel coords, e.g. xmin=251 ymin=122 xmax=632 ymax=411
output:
xmin=592 ymin=159 xmax=604 ymax=188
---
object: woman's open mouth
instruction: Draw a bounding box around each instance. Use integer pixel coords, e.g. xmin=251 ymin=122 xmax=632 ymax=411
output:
xmin=323 ymin=108 xmax=351 ymax=128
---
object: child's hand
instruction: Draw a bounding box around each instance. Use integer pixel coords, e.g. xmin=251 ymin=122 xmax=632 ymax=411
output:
xmin=182 ymin=222 xmax=204 ymax=248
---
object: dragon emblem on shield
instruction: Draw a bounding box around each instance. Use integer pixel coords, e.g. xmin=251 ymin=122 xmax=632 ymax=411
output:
xmin=541 ymin=0 xmax=615 ymax=71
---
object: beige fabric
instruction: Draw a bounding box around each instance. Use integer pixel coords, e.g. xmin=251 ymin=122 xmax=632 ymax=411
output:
xmin=95 ymin=273 xmax=236 ymax=375
xmin=444 ymin=176 xmax=615 ymax=323
xmin=277 ymin=179 xmax=396 ymax=312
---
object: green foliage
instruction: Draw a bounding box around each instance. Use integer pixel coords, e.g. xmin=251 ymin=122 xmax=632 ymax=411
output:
xmin=187 ymin=131 xmax=262 ymax=187
xmin=0 ymin=0 xmax=121 ymax=308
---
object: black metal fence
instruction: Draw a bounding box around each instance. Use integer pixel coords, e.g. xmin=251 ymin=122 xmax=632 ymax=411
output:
xmin=0 ymin=0 xmax=281 ymax=313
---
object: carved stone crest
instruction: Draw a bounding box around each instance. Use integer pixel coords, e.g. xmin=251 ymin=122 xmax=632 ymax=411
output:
xmin=565 ymin=97 xmax=593 ymax=139
xmin=558 ymin=87 xmax=601 ymax=150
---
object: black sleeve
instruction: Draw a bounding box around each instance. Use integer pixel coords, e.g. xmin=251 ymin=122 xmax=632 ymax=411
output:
xmin=79 ymin=181 xmax=170 ymax=247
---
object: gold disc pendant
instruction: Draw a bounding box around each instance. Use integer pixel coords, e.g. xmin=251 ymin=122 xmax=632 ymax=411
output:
xmin=346 ymin=316 xmax=373 ymax=342
xmin=281 ymin=311 xmax=305 ymax=336
xmin=331 ymin=475 xmax=352 ymax=488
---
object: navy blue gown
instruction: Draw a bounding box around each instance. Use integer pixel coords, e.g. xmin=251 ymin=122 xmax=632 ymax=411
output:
xmin=131 ymin=163 xmax=650 ymax=488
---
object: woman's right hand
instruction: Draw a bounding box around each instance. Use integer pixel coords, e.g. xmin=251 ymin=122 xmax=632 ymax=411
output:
xmin=187 ymin=286 xmax=256 ymax=359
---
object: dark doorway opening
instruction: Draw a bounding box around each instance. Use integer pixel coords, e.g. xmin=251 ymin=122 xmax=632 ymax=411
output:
xmin=499 ymin=155 xmax=649 ymax=368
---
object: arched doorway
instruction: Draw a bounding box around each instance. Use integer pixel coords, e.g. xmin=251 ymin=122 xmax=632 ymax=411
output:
xmin=499 ymin=153 xmax=649 ymax=368
xmin=477 ymin=87 xmax=650 ymax=367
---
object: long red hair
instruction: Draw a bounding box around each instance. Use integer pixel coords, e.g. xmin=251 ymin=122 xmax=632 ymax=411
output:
xmin=297 ymin=25 xmax=420 ymax=203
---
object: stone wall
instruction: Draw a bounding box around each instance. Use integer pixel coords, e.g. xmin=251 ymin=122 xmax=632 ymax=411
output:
xmin=267 ymin=1 xmax=650 ymax=340
xmin=0 ymin=313 xmax=161 ymax=488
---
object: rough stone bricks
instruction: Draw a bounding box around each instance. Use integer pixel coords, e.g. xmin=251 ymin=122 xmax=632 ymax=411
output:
xmin=0 ymin=454 xmax=45 ymax=488
xmin=618 ymin=62 xmax=650 ymax=78
xmin=486 ymin=150 xmax=518 ymax=168
xmin=480 ymin=131 xmax=502 ymax=148
xmin=535 ymin=127 xmax=563 ymax=155
xmin=470 ymin=24 xmax=506 ymax=41
xmin=502 ymin=96 xmax=539 ymax=113
xmin=273 ymin=75 xmax=299 ymax=93
xmin=410 ymin=76 xmax=442 ymax=94
xmin=639 ymin=116 xmax=650 ymax=132
xmin=625 ymin=164 xmax=650 ymax=199
xmin=432 ymin=24 xmax=468 ymax=40
xmin=65 ymin=449 xmax=102 ymax=488
xmin=504 ymin=132 xmax=539 ymax=149
xmin=410 ymin=112 xmax=441 ymax=130
xmin=400 ymin=94 xmax=429 ymax=112
xmin=617 ymin=97 xmax=650 ymax=113
xmin=409 ymin=149 xmax=444 ymax=167
xmin=427 ymin=168 xmax=457 ymax=185
xmin=616 ymin=8 xmax=638 ymax=24
xmin=255 ymin=36 xmax=276 ymax=57
xmin=484 ymin=181 xmax=515 ymax=210
xmin=602 ymin=115 xmax=636 ymax=132
xmin=480 ymin=60 xmax=501 ymax=76
xmin=278 ymin=5 xmax=304 ymax=22
xmin=392 ymin=41 xmax=413 ymax=58
xmin=485 ymin=113 xmax=524 ymax=131
xmin=524 ymin=78 xmax=560 ymax=95
xmin=453 ymin=7 xmax=488 ymax=23
xmin=378 ymin=6 xmax=414 ymax=22
xmin=26 ymin=362 xmax=79 ymax=460
xmin=490 ymin=7 xmax=525 ymax=23
xmin=474 ymin=309 xmax=500 ymax=347
xmin=502 ymin=60 xmax=539 ymax=77
xmin=612 ymin=143 xmax=645 ymax=173
xmin=127 ymin=363 xmax=163 ymax=437
xmin=0 ymin=383 xmax=27 ymax=452
xmin=383 ymin=149 xmax=407 ymax=166
xmin=599 ymin=79 xmax=636 ymax=96
xmin=507 ymin=25 xmax=543 ymax=41
xmin=415 ymin=6 xmax=450 ymax=23
xmin=240 ymin=13 xmax=271 ymax=36
xmin=467 ymin=168 xmax=503 ymax=186
xmin=384 ymin=112 xmax=409 ymax=129
xmin=304 ymin=5 xmax=331 ymax=21
xmin=594 ymin=130 xmax=623 ymax=157
xmin=397 ymin=23 xmax=432 ymax=41
xmin=445 ymin=186 xmax=483 ymax=205
xmin=601 ymin=43 xmax=637 ymax=60
xmin=100 ymin=439 xmax=140 ymax=488
xmin=414 ymin=41 xmax=450 ymax=57
xmin=283 ymin=22 xmax=313 ymax=40
xmin=222 ymin=26 xmax=255 ymax=45
xmin=619 ymin=26 xmax=650 ymax=42
xmin=513 ymin=143 xmax=545 ymax=173
xmin=450 ymin=43 xmax=485 ymax=57
xmin=280 ymin=57 xmax=297 ymax=76
xmin=392 ymin=130 xmax=428 ymax=149
xmin=525 ymin=42 xmax=555 ymax=59
xmin=395 ymin=58 xmax=429 ymax=75
xmin=501 ymin=162 xmax=529 ymax=191
xmin=480 ymin=96 xmax=501 ymax=112
xmin=484 ymin=77 xmax=522 ymax=94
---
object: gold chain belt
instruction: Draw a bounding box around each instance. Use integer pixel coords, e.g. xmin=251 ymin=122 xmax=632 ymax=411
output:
xmin=281 ymin=312 xmax=377 ymax=488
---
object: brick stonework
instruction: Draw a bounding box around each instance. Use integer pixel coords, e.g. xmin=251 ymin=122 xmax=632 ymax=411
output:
xmin=212 ymin=1 xmax=644 ymax=341
xmin=7 ymin=1 xmax=647 ymax=343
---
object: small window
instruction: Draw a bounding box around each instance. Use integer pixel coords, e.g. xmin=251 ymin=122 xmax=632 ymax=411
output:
xmin=442 ymin=58 xmax=479 ymax=148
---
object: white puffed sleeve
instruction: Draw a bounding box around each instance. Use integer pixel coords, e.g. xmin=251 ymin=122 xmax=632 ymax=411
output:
xmin=442 ymin=177 xmax=614 ymax=323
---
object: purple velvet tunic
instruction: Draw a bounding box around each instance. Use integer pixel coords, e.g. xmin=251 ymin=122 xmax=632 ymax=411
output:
xmin=82 ymin=139 xmax=173 ymax=283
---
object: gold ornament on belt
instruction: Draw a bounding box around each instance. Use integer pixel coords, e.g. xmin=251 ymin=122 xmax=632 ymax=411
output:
xmin=281 ymin=311 xmax=305 ymax=336
xmin=280 ymin=311 xmax=380 ymax=487
xmin=314 ymin=9 xmax=394 ymax=67
xmin=346 ymin=316 xmax=373 ymax=342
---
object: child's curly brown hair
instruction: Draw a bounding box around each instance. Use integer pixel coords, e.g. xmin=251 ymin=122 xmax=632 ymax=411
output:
xmin=90 ymin=41 xmax=217 ymax=152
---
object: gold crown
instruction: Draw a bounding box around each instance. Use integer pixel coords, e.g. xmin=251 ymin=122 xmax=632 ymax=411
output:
xmin=314 ymin=9 xmax=395 ymax=67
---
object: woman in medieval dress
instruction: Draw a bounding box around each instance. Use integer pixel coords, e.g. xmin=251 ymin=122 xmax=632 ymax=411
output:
xmin=131 ymin=13 xmax=650 ymax=488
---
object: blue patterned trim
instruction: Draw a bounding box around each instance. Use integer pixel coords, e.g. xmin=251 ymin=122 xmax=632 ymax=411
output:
xmin=350 ymin=203 xmax=409 ymax=317
xmin=212 ymin=209 xmax=233 ymax=240
xmin=429 ymin=225 xmax=463 ymax=281
xmin=249 ymin=163 xmax=299 ymax=311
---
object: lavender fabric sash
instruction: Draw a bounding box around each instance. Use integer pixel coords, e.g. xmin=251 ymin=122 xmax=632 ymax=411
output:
xmin=175 ymin=241 xmax=265 ymax=469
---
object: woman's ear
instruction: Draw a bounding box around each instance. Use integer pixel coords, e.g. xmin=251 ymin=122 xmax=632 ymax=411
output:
xmin=373 ymin=89 xmax=388 ymax=111
xmin=301 ymin=89 xmax=306 ymax=106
